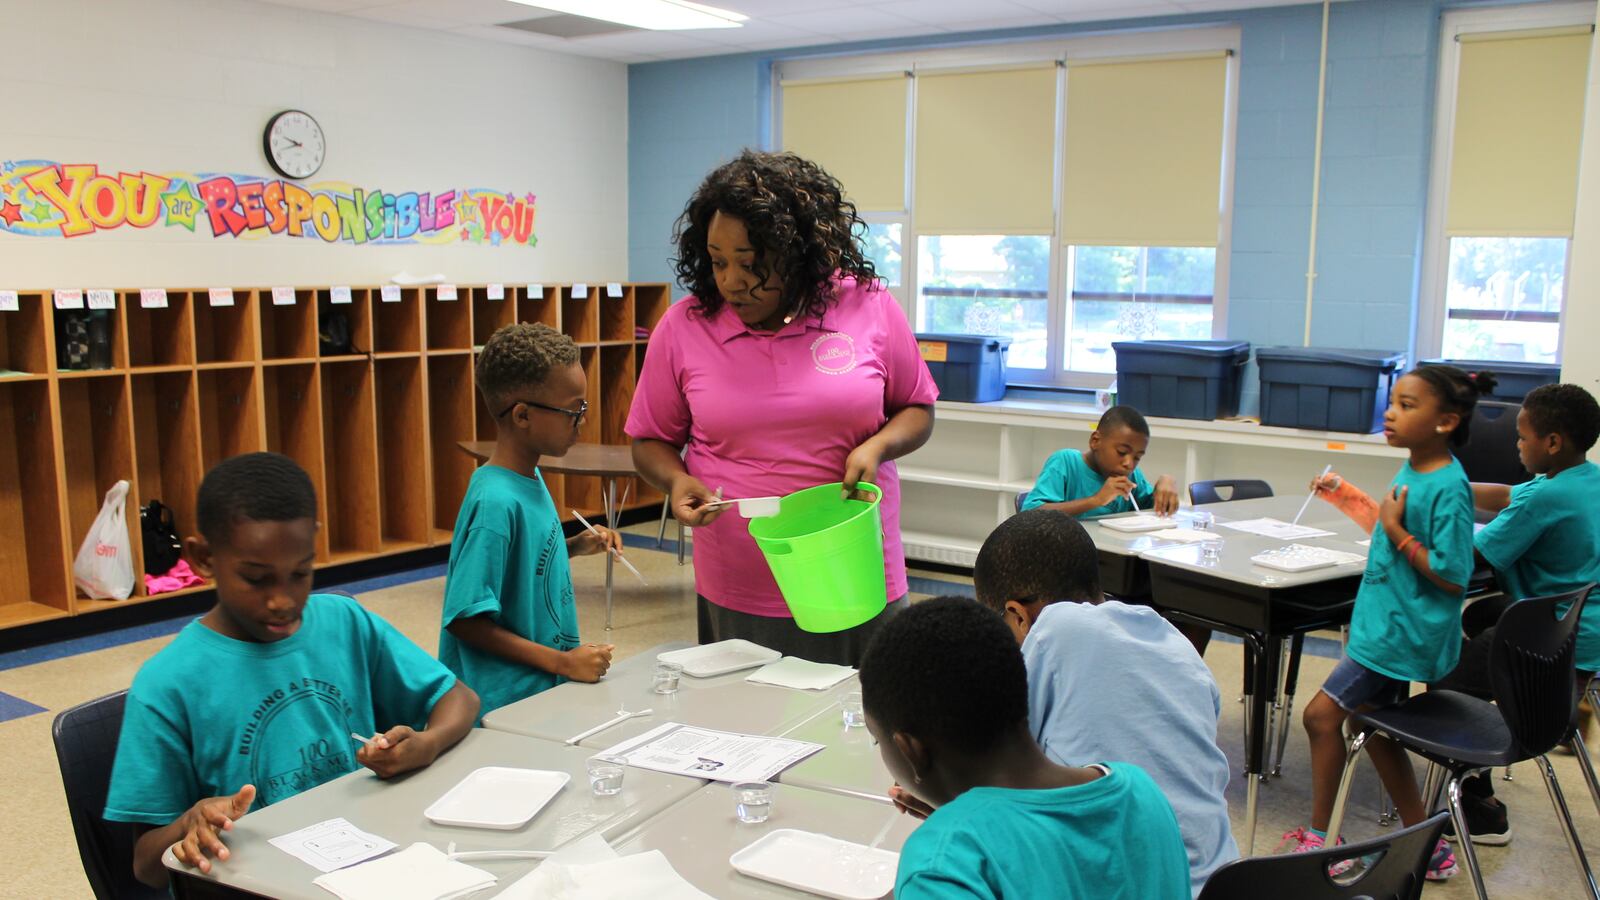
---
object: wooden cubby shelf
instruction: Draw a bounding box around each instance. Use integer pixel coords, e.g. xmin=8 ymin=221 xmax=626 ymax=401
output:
xmin=0 ymin=281 xmax=670 ymax=630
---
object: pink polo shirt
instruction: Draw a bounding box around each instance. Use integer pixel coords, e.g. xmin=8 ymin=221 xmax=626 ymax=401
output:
xmin=626 ymin=275 xmax=939 ymax=618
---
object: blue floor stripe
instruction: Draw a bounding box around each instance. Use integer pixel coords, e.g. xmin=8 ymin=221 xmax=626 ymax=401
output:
xmin=908 ymin=576 xmax=974 ymax=599
xmin=0 ymin=616 xmax=196 ymax=672
xmin=0 ymin=690 xmax=48 ymax=723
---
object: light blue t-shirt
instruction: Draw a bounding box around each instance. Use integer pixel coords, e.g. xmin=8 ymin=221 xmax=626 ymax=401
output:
xmin=439 ymin=465 xmax=580 ymax=717
xmin=1349 ymin=458 xmax=1476 ymax=683
xmin=104 ymin=593 xmax=456 ymax=824
xmin=1022 ymin=601 xmax=1237 ymax=897
xmin=1022 ymin=449 xmax=1154 ymax=517
xmin=894 ymin=762 xmax=1190 ymax=900
xmin=1476 ymin=462 xmax=1600 ymax=672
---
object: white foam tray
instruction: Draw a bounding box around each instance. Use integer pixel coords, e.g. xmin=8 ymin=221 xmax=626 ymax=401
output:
xmin=423 ymin=767 xmax=569 ymax=830
xmin=658 ymin=640 xmax=782 ymax=678
xmin=730 ymin=829 xmax=898 ymax=900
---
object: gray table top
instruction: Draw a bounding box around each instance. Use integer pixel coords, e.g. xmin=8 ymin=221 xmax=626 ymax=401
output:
xmin=1133 ymin=495 xmax=1374 ymax=589
xmin=773 ymin=703 xmax=893 ymax=805
xmin=610 ymin=781 xmax=921 ymax=899
xmin=161 ymin=728 xmax=704 ymax=899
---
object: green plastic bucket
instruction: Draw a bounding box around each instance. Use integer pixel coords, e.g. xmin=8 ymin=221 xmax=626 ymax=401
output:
xmin=747 ymin=482 xmax=887 ymax=633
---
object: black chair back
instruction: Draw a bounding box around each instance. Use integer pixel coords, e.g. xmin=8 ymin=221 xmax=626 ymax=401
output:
xmin=1014 ymin=490 xmax=1028 ymax=514
xmin=1197 ymin=812 xmax=1448 ymax=899
xmin=52 ymin=690 xmax=168 ymax=900
xmin=1457 ymin=401 xmax=1530 ymax=486
xmin=1189 ymin=479 xmax=1273 ymax=505
xmin=1490 ymin=583 xmax=1593 ymax=759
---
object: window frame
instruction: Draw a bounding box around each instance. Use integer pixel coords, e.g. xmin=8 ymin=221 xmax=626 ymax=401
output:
xmin=1417 ymin=2 xmax=1595 ymax=363
xmin=772 ymin=26 xmax=1240 ymax=388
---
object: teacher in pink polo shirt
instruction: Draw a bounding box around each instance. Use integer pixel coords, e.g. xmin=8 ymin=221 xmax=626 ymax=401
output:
xmin=627 ymin=151 xmax=938 ymax=666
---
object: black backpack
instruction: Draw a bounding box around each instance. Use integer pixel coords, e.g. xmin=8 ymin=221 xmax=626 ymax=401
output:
xmin=140 ymin=501 xmax=183 ymax=576
xmin=319 ymin=299 xmax=352 ymax=356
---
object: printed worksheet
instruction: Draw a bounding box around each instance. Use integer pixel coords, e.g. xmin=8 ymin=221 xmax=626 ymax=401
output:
xmin=596 ymin=723 xmax=822 ymax=784
xmin=269 ymin=817 xmax=396 ymax=873
xmin=1218 ymin=517 xmax=1336 ymax=540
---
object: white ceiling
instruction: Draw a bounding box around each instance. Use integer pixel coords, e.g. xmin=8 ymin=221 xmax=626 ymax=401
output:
xmin=253 ymin=0 xmax=1313 ymax=63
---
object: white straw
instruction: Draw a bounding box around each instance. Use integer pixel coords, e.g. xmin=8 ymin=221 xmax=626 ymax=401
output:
xmin=867 ymin=806 xmax=900 ymax=850
xmin=571 ymin=509 xmax=647 ymax=585
xmin=564 ymin=707 xmax=651 ymax=745
xmin=1292 ymin=464 xmax=1334 ymax=526
xmin=1127 ymin=490 xmax=1139 ymax=512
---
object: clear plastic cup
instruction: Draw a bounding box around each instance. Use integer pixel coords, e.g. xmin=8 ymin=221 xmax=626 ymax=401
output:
xmin=653 ymin=660 xmax=683 ymax=694
xmin=1191 ymin=510 xmax=1215 ymax=531
xmin=587 ymin=755 xmax=626 ymax=796
xmin=1200 ymin=543 xmax=1221 ymax=565
xmin=734 ymin=781 xmax=772 ymax=823
xmin=841 ymin=691 xmax=865 ymax=728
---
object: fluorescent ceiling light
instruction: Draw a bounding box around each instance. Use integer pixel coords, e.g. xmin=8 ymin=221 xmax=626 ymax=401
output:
xmin=509 ymin=0 xmax=747 ymax=30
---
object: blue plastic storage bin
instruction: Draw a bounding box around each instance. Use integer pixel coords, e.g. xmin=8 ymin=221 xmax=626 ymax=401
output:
xmin=1418 ymin=359 xmax=1559 ymax=403
xmin=1112 ymin=340 xmax=1250 ymax=421
xmin=1256 ymin=347 xmax=1406 ymax=434
xmin=916 ymin=333 xmax=1011 ymax=403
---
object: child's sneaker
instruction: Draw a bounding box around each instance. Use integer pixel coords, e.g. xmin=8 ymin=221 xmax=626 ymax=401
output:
xmin=1427 ymin=837 xmax=1459 ymax=881
xmin=1442 ymin=795 xmax=1513 ymax=846
xmin=1276 ymin=827 xmax=1354 ymax=875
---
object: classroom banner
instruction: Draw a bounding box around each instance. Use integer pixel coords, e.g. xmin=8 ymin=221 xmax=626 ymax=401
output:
xmin=0 ymin=160 xmax=539 ymax=248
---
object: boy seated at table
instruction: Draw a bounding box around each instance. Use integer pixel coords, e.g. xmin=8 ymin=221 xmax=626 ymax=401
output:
xmin=104 ymin=453 xmax=479 ymax=888
xmin=439 ymin=323 xmax=625 ymax=717
xmin=862 ymin=596 xmax=1190 ymax=900
xmin=974 ymin=508 xmax=1236 ymax=897
xmin=1022 ymin=405 xmax=1180 ymax=517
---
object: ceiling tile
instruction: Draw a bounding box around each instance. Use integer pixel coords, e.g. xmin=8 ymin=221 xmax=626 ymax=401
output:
xmin=873 ymin=0 xmax=1041 ymax=27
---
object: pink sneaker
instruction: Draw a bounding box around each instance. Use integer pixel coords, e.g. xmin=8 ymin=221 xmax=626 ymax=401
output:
xmin=1276 ymin=827 xmax=1355 ymax=875
xmin=1427 ymin=837 xmax=1459 ymax=881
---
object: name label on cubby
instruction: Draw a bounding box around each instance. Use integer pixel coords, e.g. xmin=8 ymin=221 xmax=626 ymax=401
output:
xmin=331 ymin=286 xmax=352 ymax=304
xmin=140 ymin=288 xmax=168 ymax=309
xmin=606 ymin=283 xmax=623 ymax=298
xmin=271 ymin=286 xmax=294 ymax=306
xmin=87 ymin=289 xmax=116 ymax=310
xmin=572 ymin=283 xmax=589 ymax=299
xmin=210 ymin=288 xmax=236 ymax=307
xmin=0 ymin=291 xmax=16 ymax=312
xmin=487 ymin=283 xmax=505 ymax=300
xmin=380 ymin=285 xmax=401 ymax=303
xmin=437 ymin=284 xmax=457 ymax=301
xmin=54 ymin=289 xmax=83 ymax=309
xmin=526 ymin=284 xmax=544 ymax=299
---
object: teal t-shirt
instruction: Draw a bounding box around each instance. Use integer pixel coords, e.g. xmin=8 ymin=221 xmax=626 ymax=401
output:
xmin=1476 ymin=462 xmax=1600 ymax=672
xmin=894 ymin=762 xmax=1190 ymax=900
xmin=103 ymin=593 xmax=456 ymax=824
xmin=1349 ymin=458 xmax=1476 ymax=683
xmin=439 ymin=465 xmax=580 ymax=717
xmin=1022 ymin=449 xmax=1154 ymax=518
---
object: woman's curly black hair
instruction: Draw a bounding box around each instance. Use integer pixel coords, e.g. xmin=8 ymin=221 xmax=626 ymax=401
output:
xmin=672 ymin=150 xmax=879 ymax=318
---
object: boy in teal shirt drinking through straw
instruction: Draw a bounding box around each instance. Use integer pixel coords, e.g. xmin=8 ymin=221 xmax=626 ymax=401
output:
xmin=439 ymin=323 xmax=624 ymax=717
xmin=1284 ymin=366 xmax=1495 ymax=881
xmin=1022 ymin=405 xmax=1180 ymax=517
xmin=104 ymin=453 xmax=479 ymax=888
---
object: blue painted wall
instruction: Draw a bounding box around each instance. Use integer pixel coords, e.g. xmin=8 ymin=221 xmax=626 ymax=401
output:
xmin=628 ymin=0 xmax=1450 ymax=393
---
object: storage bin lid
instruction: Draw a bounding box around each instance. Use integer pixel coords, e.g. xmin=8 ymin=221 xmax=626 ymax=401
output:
xmin=1111 ymin=339 xmax=1249 ymax=359
xmin=915 ymin=333 xmax=1013 ymax=346
xmin=1418 ymin=358 xmax=1559 ymax=377
xmin=1255 ymin=346 xmax=1406 ymax=368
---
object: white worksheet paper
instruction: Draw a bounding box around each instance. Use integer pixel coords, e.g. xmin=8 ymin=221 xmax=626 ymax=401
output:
xmin=1218 ymin=518 xmax=1336 ymax=540
xmin=269 ymin=816 xmax=396 ymax=873
xmin=596 ymin=723 xmax=822 ymax=784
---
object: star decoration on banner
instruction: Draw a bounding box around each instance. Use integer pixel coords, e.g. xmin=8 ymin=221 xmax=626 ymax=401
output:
xmin=0 ymin=199 xmax=22 ymax=227
xmin=524 ymin=193 xmax=535 ymax=206
xmin=161 ymin=181 xmax=201 ymax=232
xmin=457 ymin=195 xmax=477 ymax=224
xmin=460 ymin=227 xmax=470 ymax=241
xmin=29 ymin=198 xmax=54 ymax=223
xmin=490 ymin=231 xmax=502 ymax=247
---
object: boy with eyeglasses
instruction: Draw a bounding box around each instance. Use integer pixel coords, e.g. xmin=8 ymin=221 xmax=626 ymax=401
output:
xmin=438 ymin=323 xmax=625 ymax=716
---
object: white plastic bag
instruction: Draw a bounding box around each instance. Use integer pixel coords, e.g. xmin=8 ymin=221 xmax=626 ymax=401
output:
xmin=74 ymin=480 xmax=135 ymax=601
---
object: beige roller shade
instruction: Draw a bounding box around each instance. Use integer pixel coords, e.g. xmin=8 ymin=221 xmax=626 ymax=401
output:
xmin=781 ymin=74 xmax=909 ymax=213
xmin=1446 ymin=28 xmax=1593 ymax=238
xmin=1060 ymin=54 xmax=1228 ymax=247
xmin=913 ymin=65 xmax=1058 ymax=234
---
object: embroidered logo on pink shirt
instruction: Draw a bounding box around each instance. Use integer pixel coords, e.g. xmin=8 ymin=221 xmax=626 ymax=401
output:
xmin=811 ymin=332 xmax=857 ymax=375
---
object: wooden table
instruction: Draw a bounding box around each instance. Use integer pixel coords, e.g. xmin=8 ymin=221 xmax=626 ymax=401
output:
xmin=457 ymin=441 xmax=639 ymax=630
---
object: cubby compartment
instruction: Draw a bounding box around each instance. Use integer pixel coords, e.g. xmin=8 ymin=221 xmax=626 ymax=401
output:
xmin=53 ymin=307 xmax=125 ymax=373
xmin=263 ymin=364 xmax=328 ymax=560
xmin=635 ymin=284 xmax=671 ymax=343
xmin=427 ymin=287 xmax=472 ymax=351
xmin=319 ymin=362 xmax=381 ymax=561
xmin=129 ymin=372 xmax=202 ymax=592
xmin=261 ymin=289 xmax=317 ymax=360
xmin=318 ymin=288 xmax=373 ymax=359
xmin=374 ymin=358 xmax=430 ymax=550
xmin=565 ymin=346 xmax=606 ymax=514
xmin=473 ymin=286 xmax=516 ymax=349
xmin=600 ymin=285 xmax=635 ymax=343
xmin=473 ymin=377 xmax=497 ymax=442
xmin=562 ymin=287 xmax=599 ymax=344
xmin=0 ymin=380 xmax=71 ymax=624
xmin=600 ymin=346 xmax=634 ymax=444
xmin=198 ymin=366 xmax=263 ymax=471
xmin=57 ymin=374 xmax=138 ymax=602
xmin=125 ymin=289 xmax=194 ymax=368
xmin=195 ymin=289 xmax=258 ymax=364
xmin=517 ymin=285 xmax=558 ymax=330
xmin=374 ymin=287 xmax=423 ymax=354
xmin=427 ymin=354 xmax=477 ymax=541
xmin=0 ymin=293 xmax=52 ymax=376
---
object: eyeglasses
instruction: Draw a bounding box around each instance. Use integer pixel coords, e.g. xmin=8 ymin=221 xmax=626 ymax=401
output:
xmin=499 ymin=398 xmax=588 ymax=427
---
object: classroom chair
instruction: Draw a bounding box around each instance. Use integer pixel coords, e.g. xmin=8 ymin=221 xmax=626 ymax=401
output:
xmin=1188 ymin=479 xmax=1272 ymax=505
xmin=1197 ymin=812 xmax=1448 ymax=900
xmin=1456 ymin=401 xmax=1530 ymax=487
xmin=52 ymin=690 xmax=168 ymax=900
xmin=1014 ymin=490 xmax=1028 ymax=514
xmin=1325 ymin=584 xmax=1599 ymax=900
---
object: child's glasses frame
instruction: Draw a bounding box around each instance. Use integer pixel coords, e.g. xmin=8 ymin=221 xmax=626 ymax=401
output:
xmin=499 ymin=398 xmax=588 ymax=427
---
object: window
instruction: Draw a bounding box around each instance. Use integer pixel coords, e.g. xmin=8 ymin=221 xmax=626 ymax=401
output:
xmin=1441 ymin=237 xmax=1567 ymax=363
xmin=1065 ymin=246 xmax=1217 ymax=373
xmin=863 ymin=222 xmax=903 ymax=288
xmin=917 ymin=235 xmax=1049 ymax=370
